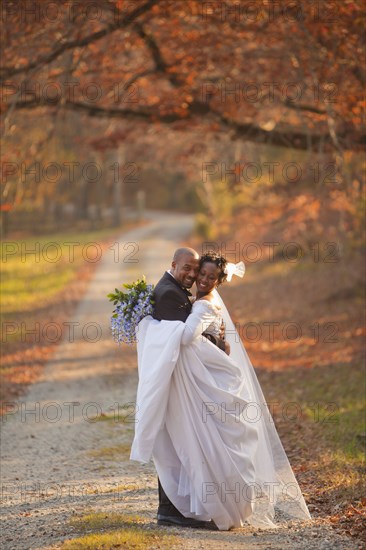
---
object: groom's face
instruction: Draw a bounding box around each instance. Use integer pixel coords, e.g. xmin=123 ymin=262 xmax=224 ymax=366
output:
xmin=171 ymin=253 xmax=199 ymax=288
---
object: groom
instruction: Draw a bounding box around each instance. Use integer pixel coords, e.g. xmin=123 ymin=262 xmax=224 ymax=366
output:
xmin=153 ymin=246 xmax=227 ymax=529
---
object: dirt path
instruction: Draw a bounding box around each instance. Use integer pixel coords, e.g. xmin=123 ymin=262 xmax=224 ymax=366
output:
xmin=0 ymin=212 xmax=358 ymax=549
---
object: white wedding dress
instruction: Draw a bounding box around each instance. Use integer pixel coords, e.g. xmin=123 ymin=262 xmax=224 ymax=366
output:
xmin=130 ymin=291 xmax=311 ymax=530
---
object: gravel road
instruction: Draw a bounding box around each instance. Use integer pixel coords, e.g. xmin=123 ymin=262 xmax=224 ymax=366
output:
xmin=0 ymin=212 xmax=359 ymax=549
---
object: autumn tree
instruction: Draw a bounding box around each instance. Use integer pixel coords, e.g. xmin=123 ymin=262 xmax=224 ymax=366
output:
xmin=1 ymin=0 xmax=364 ymax=231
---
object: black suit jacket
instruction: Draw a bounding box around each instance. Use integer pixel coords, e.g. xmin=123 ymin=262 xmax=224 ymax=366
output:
xmin=153 ymin=272 xmax=192 ymax=322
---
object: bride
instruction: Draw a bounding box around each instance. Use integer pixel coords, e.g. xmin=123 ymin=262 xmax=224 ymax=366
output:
xmin=130 ymin=251 xmax=311 ymax=530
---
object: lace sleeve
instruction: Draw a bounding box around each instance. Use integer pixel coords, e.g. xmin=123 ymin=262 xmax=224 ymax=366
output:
xmin=181 ymin=300 xmax=218 ymax=346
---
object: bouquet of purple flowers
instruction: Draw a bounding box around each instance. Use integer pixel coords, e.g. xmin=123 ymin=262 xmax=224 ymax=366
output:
xmin=108 ymin=276 xmax=155 ymax=344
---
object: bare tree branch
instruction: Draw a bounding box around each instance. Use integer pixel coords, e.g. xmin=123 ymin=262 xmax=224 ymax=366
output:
xmin=11 ymin=96 xmax=365 ymax=151
xmin=133 ymin=22 xmax=181 ymax=87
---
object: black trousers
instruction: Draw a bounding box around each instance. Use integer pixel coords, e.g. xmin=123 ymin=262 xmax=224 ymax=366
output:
xmin=158 ymin=477 xmax=184 ymax=517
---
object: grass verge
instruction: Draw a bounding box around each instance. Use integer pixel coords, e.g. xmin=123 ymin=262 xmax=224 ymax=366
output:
xmin=62 ymin=512 xmax=180 ymax=549
xmin=0 ymin=227 xmax=127 ymax=403
xmin=1 ymin=229 xmax=115 ymax=319
xmin=87 ymin=444 xmax=132 ymax=460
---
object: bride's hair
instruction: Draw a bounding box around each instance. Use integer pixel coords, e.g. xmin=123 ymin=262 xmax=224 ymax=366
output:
xmin=199 ymin=252 xmax=228 ymax=285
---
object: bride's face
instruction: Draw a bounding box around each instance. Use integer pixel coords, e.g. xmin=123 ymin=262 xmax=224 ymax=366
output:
xmin=196 ymin=262 xmax=220 ymax=293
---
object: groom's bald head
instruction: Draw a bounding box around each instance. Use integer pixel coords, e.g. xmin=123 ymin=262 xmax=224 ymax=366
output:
xmin=171 ymin=247 xmax=199 ymax=288
xmin=173 ymin=247 xmax=199 ymax=262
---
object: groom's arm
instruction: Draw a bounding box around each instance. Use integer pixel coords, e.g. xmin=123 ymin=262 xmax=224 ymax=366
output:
xmin=219 ymin=321 xmax=231 ymax=354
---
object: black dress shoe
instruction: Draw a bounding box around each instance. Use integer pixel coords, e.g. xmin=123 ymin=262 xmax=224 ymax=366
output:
xmin=157 ymin=514 xmax=218 ymax=530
